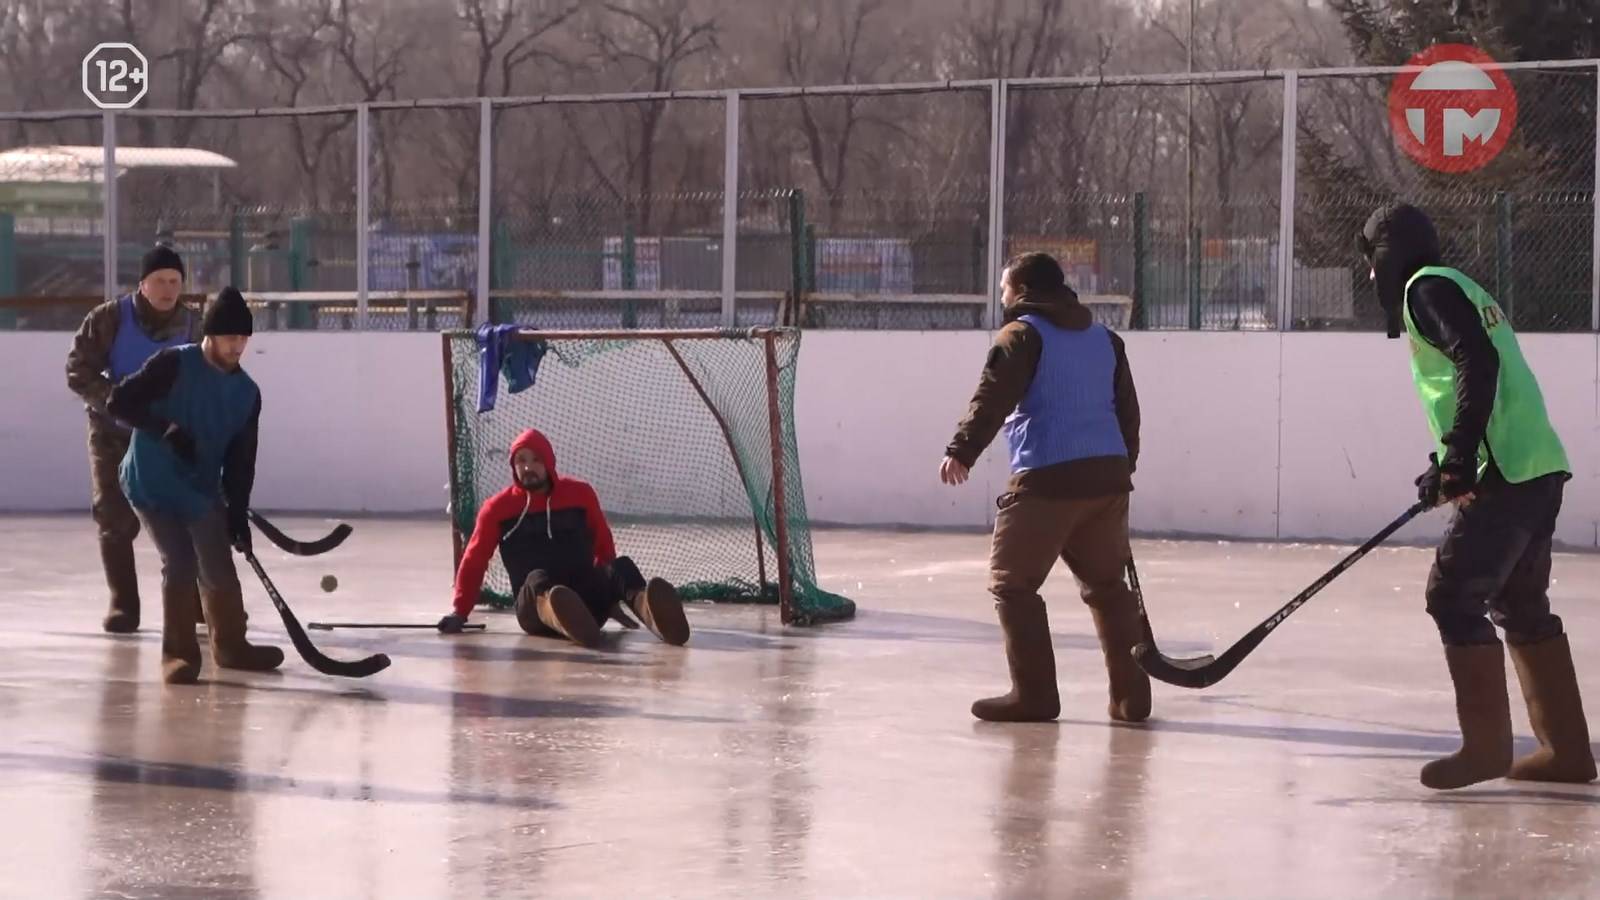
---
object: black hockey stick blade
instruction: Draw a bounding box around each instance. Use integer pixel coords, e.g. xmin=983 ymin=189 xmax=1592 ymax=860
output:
xmin=248 ymin=510 xmax=352 ymax=557
xmin=1133 ymin=501 xmax=1428 ymax=689
xmin=309 ymin=621 xmax=486 ymax=631
xmin=1127 ymin=555 xmax=1216 ymax=672
xmin=243 ymin=552 xmax=391 ymax=678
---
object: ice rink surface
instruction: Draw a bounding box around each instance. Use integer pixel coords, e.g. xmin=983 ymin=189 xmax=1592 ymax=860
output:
xmin=2 ymin=513 xmax=1597 ymax=898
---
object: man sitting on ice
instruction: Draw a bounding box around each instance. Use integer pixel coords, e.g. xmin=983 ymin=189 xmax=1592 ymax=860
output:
xmin=437 ymin=427 xmax=690 ymax=647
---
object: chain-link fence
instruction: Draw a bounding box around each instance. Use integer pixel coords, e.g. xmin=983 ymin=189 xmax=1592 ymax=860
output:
xmin=739 ymin=88 xmax=993 ymax=329
xmin=1294 ymin=66 xmax=1597 ymax=332
xmin=3 ymin=60 xmax=1596 ymax=333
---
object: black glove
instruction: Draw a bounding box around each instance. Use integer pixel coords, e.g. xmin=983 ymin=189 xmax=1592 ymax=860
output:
xmin=1416 ymin=451 xmax=1477 ymax=507
xmin=228 ymin=511 xmax=252 ymax=554
xmin=162 ymin=422 xmax=197 ymax=465
xmin=1415 ymin=453 xmax=1442 ymax=506
xmin=1440 ymin=444 xmax=1478 ymax=499
xmin=437 ymin=613 xmax=468 ymax=634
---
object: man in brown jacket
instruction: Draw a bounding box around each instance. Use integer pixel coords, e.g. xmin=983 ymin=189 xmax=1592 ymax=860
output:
xmin=65 ymin=246 xmax=200 ymax=633
xmin=940 ymin=252 xmax=1146 ymax=723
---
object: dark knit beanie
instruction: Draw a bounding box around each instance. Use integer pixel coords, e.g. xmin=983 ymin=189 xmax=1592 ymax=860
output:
xmin=203 ymin=287 xmax=253 ymax=337
xmin=140 ymin=245 xmax=186 ymax=281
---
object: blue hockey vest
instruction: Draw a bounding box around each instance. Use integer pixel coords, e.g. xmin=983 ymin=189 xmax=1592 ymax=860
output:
xmin=108 ymin=294 xmax=191 ymax=382
xmin=1003 ymin=315 xmax=1128 ymax=474
xmin=120 ymin=345 xmax=259 ymax=522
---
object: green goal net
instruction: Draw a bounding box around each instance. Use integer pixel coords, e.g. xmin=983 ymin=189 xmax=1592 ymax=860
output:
xmin=443 ymin=327 xmax=854 ymax=626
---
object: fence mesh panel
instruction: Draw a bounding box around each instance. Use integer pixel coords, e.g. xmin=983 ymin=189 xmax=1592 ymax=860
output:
xmin=488 ymin=99 xmax=726 ymax=330
xmin=1294 ymin=68 xmax=1597 ymax=332
xmin=1 ymin=64 xmax=1595 ymax=332
xmin=739 ymin=89 xmax=992 ymax=329
xmin=1007 ymin=78 xmax=1284 ymax=331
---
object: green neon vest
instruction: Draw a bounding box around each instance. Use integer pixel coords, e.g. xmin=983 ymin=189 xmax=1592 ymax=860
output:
xmin=1401 ymin=266 xmax=1568 ymax=483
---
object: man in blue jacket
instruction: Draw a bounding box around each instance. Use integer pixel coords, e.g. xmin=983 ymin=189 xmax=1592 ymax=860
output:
xmin=941 ymin=252 xmax=1144 ymax=723
xmin=109 ymin=287 xmax=281 ymax=684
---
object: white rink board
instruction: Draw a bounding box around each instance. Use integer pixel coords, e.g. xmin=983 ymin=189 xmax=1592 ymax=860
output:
xmin=3 ymin=329 xmax=1598 ymax=547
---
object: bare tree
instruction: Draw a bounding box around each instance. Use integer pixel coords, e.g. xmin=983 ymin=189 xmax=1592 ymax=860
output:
xmin=405 ymin=0 xmax=586 ymax=212
xmin=0 ymin=1 xmax=100 ymax=144
xmin=576 ymin=0 xmax=719 ymax=230
xmin=161 ymin=0 xmax=255 ymax=146
xmin=1150 ymin=0 xmax=1297 ymax=228
xmin=945 ymin=0 xmax=1130 ymax=208
xmin=777 ymin=0 xmax=910 ymax=225
xmin=458 ymin=0 xmax=583 ymax=97
xmin=246 ymin=0 xmax=354 ymax=208
xmin=323 ymin=0 xmax=415 ymax=211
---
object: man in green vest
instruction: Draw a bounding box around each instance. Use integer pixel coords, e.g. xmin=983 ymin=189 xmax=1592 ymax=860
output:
xmin=1359 ymin=202 xmax=1594 ymax=790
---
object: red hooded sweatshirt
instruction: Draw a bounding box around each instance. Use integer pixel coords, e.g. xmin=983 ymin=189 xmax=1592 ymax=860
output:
xmin=451 ymin=428 xmax=616 ymax=616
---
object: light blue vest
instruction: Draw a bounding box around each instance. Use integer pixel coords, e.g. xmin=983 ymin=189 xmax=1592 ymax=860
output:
xmin=1003 ymin=315 xmax=1128 ymax=474
xmin=108 ymin=294 xmax=190 ymax=382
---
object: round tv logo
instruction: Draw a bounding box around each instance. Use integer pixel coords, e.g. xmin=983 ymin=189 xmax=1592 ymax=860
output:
xmin=1388 ymin=44 xmax=1517 ymax=173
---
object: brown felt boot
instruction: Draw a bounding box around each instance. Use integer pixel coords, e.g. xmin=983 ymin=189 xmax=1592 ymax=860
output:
xmin=972 ymin=596 xmax=1061 ymax=723
xmin=1421 ymin=642 xmax=1513 ymax=790
xmin=626 ymin=578 xmax=690 ymax=646
xmin=1507 ymin=634 xmax=1596 ymax=784
xmin=160 ymin=580 xmax=202 ymax=685
xmin=517 ymin=584 xmax=602 ymax=647
xmin=100 ymin=536 xmax=141 ymax=634
xmin=204 ymin=585 xmax=284 ymax=672
xmin=1089 ymin=600 xmax=1153 ymax=723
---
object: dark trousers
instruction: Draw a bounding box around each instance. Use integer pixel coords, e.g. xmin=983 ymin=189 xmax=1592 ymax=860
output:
xmin=138 ymin=503 xmax=240 ymax=595
xmin=1428 ymin=473 xmax=1567 ymax=646
xmin=136 ymin=502 xmax=245 ymax=666
xmin=521 ymin=556 xmax=648 ymax=628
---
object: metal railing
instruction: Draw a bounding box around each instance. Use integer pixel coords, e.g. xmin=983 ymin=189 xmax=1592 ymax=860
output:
xmin=1 ymin=58 xmax=1594 ymax=332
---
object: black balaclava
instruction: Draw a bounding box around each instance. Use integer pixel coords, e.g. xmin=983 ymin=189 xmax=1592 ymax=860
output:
xmin=1357 ymin=203 xmax=1442 ymax=339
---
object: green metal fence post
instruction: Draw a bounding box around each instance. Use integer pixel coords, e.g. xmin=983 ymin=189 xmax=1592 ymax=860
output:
xmin=1188 ymin=222 xmax=1202 ymax=330
xmin=289 ymin=216 xmax=312 ymax=330
xmin=228 ymin=210 xmax=245 ymax=289
xmin=0 ymin=213 xmax=15 ymax=329
xmin=972 ymin=222 xmax=985 ymax=295
xmin=804 ymin=223 xmax=818 ymax=292
xmin=1132 ymin=193 xmax=1147 ymax=330
xmin=621 ymin=216 xmax=637 ymax=328
xmin=789 ymin=189 xmax=807 ymax=323
xmin=490 ymin=221 xmax=512 ymax=322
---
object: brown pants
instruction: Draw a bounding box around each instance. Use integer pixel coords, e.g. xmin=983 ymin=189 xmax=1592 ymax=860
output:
xmin=989 ymin=491 xmax=1134 ymax=612
xmin=89 ymin=419 xmax=139 ymax=543
xmin=88 ymin=419 xmax=141 ymax=618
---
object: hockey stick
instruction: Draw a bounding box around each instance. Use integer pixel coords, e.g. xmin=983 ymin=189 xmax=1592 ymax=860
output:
xmin=1133 ymin=501 xmax=1429 ymax=689
xmin=309 ymin=621 xmax=486 ymax=631
xmin=243 ymin=551 xmax=392 ymax=678
xmin=1127 ymin=555 xmax=1204 ymax=670
xmin=247 ymin=510 xmax=352 ymax=557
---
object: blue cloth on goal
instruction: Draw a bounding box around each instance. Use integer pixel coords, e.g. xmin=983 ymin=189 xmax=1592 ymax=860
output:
xmin=476 ymin=324 xmax=548 ymax=413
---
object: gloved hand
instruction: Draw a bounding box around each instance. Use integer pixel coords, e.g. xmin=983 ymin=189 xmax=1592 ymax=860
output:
xmin=228 ymin=511 xmax=252 ymax=554
xmin=1416 ymin=451 xmax=1477 ymax=507
xmin=437 ymin=613 xmax=468 ymax=634
xmin=162 ymin=422 xmax=197 ymax=465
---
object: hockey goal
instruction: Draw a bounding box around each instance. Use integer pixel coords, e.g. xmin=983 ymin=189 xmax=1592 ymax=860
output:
xmin=441 ymin=327 xmax=854 ymax=626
